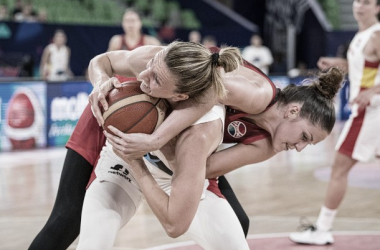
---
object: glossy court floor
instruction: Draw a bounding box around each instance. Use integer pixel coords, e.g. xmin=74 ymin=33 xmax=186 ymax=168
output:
xmin=1 ymin=121 xmax=379 ymax=250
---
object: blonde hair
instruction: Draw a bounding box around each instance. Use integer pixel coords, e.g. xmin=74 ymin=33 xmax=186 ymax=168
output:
xmin=164 ymin=41 xmax=243 ymax=102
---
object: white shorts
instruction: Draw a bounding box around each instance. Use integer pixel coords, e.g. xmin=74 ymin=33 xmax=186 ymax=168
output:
xmin=95 ymin=142 xmax=143 ymax=208
xmin=335 ymin=104 xmax=380 ymax=162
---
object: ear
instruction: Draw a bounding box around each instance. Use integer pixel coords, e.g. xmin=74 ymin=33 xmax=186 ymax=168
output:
xmin=285 ymin=103 xmax=302 ymax=119
xmin=172 ymin=93 xmax=189 ymax=102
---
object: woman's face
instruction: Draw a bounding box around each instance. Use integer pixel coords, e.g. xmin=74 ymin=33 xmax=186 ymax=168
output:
xmin=271 ymin=117 xmax=329 ymax=153
xmin=54 ymin=32 xmax=66 ymax=46
xmin=122 ymin=11 xmax=142 ymax=33
xmin=353 ymin=0 xmax=380 ymax=22
xmin=138 ymin=49 xmax=186 ymax=101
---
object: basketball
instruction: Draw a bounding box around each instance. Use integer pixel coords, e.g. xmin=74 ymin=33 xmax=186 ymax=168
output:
xmin=102 ymin=80 xmax=168 ymax=135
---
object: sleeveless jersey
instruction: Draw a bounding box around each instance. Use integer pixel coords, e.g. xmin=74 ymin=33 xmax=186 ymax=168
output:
xmin=347 ymin=23 xmax=380 ymax=102
xmin=118 ymin=34 xmax=145 ymax=51
xmin=335 ymin=23 xmax=380 ymax=161
xmin=47 ymin=44 xmax=70 ymax=81
xmin=223 ymin=59 xmax=279 ymax=145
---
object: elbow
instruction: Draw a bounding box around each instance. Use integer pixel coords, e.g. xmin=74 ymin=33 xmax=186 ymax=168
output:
xmin=88 ymin=54 xmax=100 ymax=68
xmin=164 ymin=223 xmax=190 ymax=238
xmin=205 ymin=166 xmax=218 ymax=179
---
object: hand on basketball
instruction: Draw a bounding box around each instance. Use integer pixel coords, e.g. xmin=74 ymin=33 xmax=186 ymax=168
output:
xmin=89 ymin=77 xmax=122 ymax=126
xmin=104 ymin=125 xmax=155 ymax=159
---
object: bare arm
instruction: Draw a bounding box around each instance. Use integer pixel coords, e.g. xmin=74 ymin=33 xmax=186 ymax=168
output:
xmin=221 ymin=71 xmax=274 ymax=114
xmin=117 ymin=88 xmax=217 ymax=157
xmin=87 ymin=45 xmax=164 ymax=124
xmin=107 ymin=35 xmax=122 ymax=52
xmin=65 ymin=47 xmax=73 ymax=78
xmin=39 ymin=46 xmax=50 ymax=79
xmin=317 ymin=57 xmax=348 ymax=72
xmin=144 ymin=35 xmax=162 ymax=46
xmin=88 ymin=45 xmax=163 ymax=88
xmin=205 ymin=139 xmax=275 ymax=179
xmin=352 ymin=31 xmax=380 ymax=109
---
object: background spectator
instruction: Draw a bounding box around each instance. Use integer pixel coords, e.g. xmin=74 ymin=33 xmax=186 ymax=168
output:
xmin=242 ymin=34 xmax=273 ymax=75
xmin=107 ymin=8 xmax=161 ymax=52
xmin=11 ymin=0 xmax=23 ymax=21
xmin=202 ymin=35 xmax=217 ymax=48
xmin=40 ymin=29 xmax=73 ymax=81
xmin=14 ymin=0 xmax=38 ymax=22
xmin=0 ymin=4 xmax=8 ymax=20
xmin=37 ymin=8 xmax=48 ymax=22
xmin=188 ymin=30 xmax=201 ymax=43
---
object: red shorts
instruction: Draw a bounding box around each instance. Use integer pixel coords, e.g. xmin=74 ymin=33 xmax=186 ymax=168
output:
xmin=66 ymin=103 xmax=106 ymax=166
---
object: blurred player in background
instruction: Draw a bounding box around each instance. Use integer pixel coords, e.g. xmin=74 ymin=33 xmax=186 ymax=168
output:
xmin=107 ymin=8 xmax=161 ymax=52
xmin=290 ymin=0 xmax=380 ymax=245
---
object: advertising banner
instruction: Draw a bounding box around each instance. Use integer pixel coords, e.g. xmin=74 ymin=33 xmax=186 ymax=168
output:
xmin=47 ymin=81 xmax=92 ymax=146
xmin=0 ymin=82 xmax=46 ymax=151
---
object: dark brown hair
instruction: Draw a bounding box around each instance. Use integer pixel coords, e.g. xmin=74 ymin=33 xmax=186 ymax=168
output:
xmin=277 ymin=67 xmax=345 ymax=133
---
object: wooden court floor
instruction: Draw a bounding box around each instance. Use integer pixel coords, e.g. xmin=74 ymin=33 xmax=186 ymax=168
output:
xmin=1 ymin=121 xmax=379 ymax=250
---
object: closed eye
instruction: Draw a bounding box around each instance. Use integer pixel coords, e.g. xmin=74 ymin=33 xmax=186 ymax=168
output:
xmin=302 ymin=133 xmax=308 ymax=141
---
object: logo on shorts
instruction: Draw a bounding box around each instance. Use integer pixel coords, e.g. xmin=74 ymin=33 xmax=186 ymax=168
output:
xmin=227 ymin=121 xmax=246 ymax=138
xmin=108 ymin=164 xmax=132 ymax=182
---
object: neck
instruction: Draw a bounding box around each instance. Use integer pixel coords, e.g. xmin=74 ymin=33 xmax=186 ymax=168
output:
xmin=358 ymin=19 xmax=378 ymax=32
xmin=125 ymin=31 xmax=141 ymax=39
xmin=166 ymin=98 xmax=178 ymax=109
xmin=248 ymin=104 xmax=282 ymax=138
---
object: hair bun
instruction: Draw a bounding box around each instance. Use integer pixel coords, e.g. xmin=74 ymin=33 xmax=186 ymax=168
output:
xmin=315 ymin=67 xmax=345 ymax=100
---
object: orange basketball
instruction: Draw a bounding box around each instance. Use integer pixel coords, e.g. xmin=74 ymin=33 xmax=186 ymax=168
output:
xmin=102 ymin=80 xmax=168 ymax=135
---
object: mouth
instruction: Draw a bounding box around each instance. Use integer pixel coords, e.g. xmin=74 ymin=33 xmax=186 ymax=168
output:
xmin=355 ymin=11 xmax=364 ymax=16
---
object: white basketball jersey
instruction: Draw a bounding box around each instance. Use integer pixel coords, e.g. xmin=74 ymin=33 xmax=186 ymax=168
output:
xmin=347 ymin=23 xmax=380 ymax=102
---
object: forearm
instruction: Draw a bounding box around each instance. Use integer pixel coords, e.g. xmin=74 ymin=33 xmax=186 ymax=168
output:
xmin=131 ymin=165 xmax=173 ymax=230
xmin=151 ymin=97 xmax=216 ymax=150
xmin=205 ymin=142 xmax=275 ymax=178
xmin=132 ymin=163 xmax=194 ymax=238
xmin=372 ymin=84 xmax=380 ymax=94
xmin=88 ymin=53 xmax=114 ymax=88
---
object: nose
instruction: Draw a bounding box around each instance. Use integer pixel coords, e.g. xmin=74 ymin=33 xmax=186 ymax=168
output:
xmin=138 ymin=69 xmax=150 ymax=82
xmin=295 ymin=141 xmax=308 ymax=152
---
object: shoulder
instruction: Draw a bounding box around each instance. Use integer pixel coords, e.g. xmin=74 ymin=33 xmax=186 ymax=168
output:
xmin=242 ymin=46 xmax=253 ymax=53
xmin=370 ymin=30 xmax=380 ymax=44
xmin=369 ymin=30 xmax=380 ymax=58
xmin=108 ymin=35 xmax=123 ymax=50
xmin=143 ymin=35 xmax=161 ymax=45
xmin=44 ymin=44 xmax=55 ymax=53
xmin=131 ymin=45 xmax=165 ymax=58
xmin=109 ymin=34 xmax=123 ymax=42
